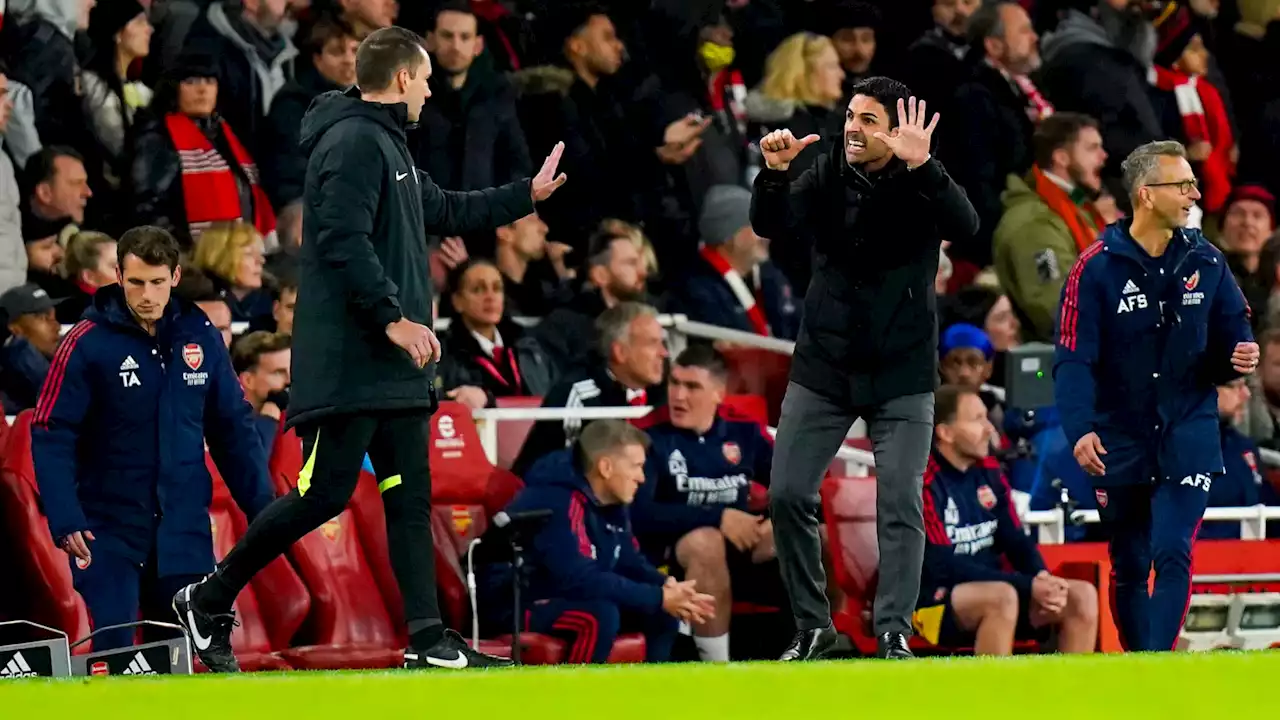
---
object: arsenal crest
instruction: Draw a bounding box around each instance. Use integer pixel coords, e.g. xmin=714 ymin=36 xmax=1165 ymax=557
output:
xmin=1184 ymin=270 xmax=1200 ymax=291
xmin=722 ymin=442 xmax=741 ymax=465
xmin=451 ymin=506 xmax=473 ymax=535
xmin=182 ymin=343 xmax=204 ymax=370
xmin=1095 ymin=489 xmax=1108 ymax=508
xmin=976 ymin=484 xmax=997 ymax=510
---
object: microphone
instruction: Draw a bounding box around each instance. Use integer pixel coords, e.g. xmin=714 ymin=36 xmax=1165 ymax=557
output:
xmin=492 ymin=509 xmax=554 ymax=530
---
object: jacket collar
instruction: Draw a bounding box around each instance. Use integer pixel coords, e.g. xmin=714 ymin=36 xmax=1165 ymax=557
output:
xmin=1099 ymin=218 xmax=1204 ymax=265
xmin=86 ymin=284 xmax=190 ymax=337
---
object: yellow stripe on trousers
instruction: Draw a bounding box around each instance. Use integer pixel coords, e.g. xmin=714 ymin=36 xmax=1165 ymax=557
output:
xmin=296 ymin=430 xmax=321 ymax=496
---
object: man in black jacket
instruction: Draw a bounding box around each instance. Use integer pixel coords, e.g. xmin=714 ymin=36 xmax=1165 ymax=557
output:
xmin=174 ymin=26 xmax=568 ymax=673
xmin=753 ymin=77 xmax=979 ymax=661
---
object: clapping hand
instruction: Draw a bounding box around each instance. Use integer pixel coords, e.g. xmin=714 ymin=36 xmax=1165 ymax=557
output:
xmin=662 ymin=577 xmax=717 ymax=624
xmin=873 ymin=97 xmax=939 ymax=169
xmin=531 ymin=142 xmax=568 ymax=203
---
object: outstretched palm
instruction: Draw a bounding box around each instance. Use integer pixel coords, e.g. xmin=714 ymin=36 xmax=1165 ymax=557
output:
xmin=873 ymin=97 xmax=939 ymax=168
xmin=531 ymin=141 xmax=568 ymax=203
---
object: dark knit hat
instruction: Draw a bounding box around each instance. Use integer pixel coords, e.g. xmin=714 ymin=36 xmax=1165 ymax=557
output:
xmin=699 ymin=185 xmax=754 ymax=246
xmin=170 ymin=50 xmax=219 ymax=82
xmin=88 ymin=0 xmax=147 ymax=48
xmin=1227 ymin=184 xmax=1276 ymax=227
xmin=22 ymin=214 xmax=74 ymax=243
xmin=815 ymin=0 xmax=881 ymax=33
xmin=1153 ymin=3 xmax=1199 ymax=67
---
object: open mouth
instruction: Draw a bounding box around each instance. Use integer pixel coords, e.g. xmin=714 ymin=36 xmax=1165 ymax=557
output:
xmin=846 ymin=137 xmax=866 ymax=153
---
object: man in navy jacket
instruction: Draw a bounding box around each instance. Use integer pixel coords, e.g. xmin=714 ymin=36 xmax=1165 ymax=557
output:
xmin=632 ymin=345 xmax=781 ymax=662
xmin=32 ymin=226 xmax=273 ymax=651
xmin=918 ymin=385 xmax=1098 ymax=654
xmin=1054 ymin=141 xmax=1257 ymax=652
xmin=501 ymin=419 xmax=715 ymax=664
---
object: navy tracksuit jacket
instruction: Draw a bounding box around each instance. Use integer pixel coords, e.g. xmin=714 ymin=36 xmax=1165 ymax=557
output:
xmin=500 ymin=450 xmax=678 ymax=663
xmin=920 ymin=452 xmax=1046 ymax=607
xmin=678 ymin=257 xmax=801 ymax=341
xmin=632 ymin=416 xmax=773 ymax=556
xmin=1053 ymin=221 xmax=1253 ymax=651
xmin=32 ymin=286 xmax=274 ymax=649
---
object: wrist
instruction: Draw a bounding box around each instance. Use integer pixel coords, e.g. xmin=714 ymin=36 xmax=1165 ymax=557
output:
xmin=907 ymin=153 xmax=931 ymax=171
xmin=766 ymin=161 xmax=790 ymax=172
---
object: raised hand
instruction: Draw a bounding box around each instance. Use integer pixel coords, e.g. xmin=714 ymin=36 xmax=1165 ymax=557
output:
xmin=760 ymin=129 xmax=821 ymax=171
xmin=873 ymin=97 xmax=939 ymax=169
xmin=531 ymin=141 xmax=568 ymax=203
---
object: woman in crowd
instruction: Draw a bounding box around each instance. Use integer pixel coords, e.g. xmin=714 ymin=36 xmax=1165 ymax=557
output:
xmin=82 ymin=0 xmax=153 ymax=232
xmin=130 ymin=51 xmax=276 ymax=251
xmin=436 ymin=259 xmax=556 ymax=410
xmin=942 ymin=284 xmax=1023 ymax=387
xmin=191 ymin=220 xmax=273 ymax=324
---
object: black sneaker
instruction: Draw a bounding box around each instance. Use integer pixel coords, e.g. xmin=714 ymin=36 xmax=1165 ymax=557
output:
xmin=877 ymin=631 xmax=913 ymax=659
xmin=172 ymin=583 xmax=241 ymax=673
xmin=404 ymin=630 xmax=514 ymax=669
xmin=780 ymin=625 xmax=838 ymax=661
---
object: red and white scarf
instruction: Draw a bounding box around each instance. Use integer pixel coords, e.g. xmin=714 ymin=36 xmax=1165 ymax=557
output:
xmin=700 ymin=245 xmax=769 ymax=336
xmin=1153 ymin=67 xmax=1235 ymax=213
xmin=1012 ymin=74 xmax=1054 ymax=125
xmin=165 ymin=113 xmax=277 ymax=243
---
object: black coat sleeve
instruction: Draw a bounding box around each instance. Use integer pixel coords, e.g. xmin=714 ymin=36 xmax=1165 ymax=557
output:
xmin=418 ymin=169 xmax=535 ymax=237
xmin=750 ymin=162 xmax=823 ymax=241
xmin=311 ymin=128 xmax=404 ymax=332
xmin=903 ymin=156 xmax=981 ymax=245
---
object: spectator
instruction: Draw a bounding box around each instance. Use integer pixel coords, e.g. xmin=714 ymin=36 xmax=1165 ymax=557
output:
xmin=0 ymin=65 xmax=26 ymax=293
xmin=417 ymin=1 xmax=531 ymax=193
xmin=529 ymin=229 xmax=647 ymax=374
xmin=82 ymin=0 xmax=153 ymax=232
xmin=262 ymin=16 xmax=357 ymax=209
xmin=0 ymin=283 xmax=60 ymax=412
xmin=902 ymin=0 xmax=979 ymax=111
xmin=1152 ymin=8 xmax=1234 ymax=214
xmin=465 ymin=0 xmax=536 ymax=74
xmin=1037 ymin=0 xmax=1165 ymax=186
xmin=681 ymin=185 xmax=798 ymax=340
xmin=1203 ymin=378 xmax=1280 ymax=538
xmin=917 ymin=384 xmax=1098 ymax=654
xmin=488 ymin=212 xmax=574 ymax=317
xmin=939 ymin=323 xmax=995 ymax=394
xmin=186 ymin=0 xmax=299 ymax=150
xmin=22 ymin=214 xmax=76 ymax=299
xmin=231 ymin=329 xmax=290 ymax=456
xmin=744 ymin=33 xmax=845 ymax=183
xmin=191 ymin=220 xmax=272 ymax=324
xmin=490 ymin=419 xmax=714 ymax=664
xmin=174 ymin=266 xmax=234 ymax=349
xmin=130 ymin=52 xmax=277 ymax=250
xmin=941 ymin=0 xmax=1047 ymax=268
xmin=21 ymin=146 xmax=92 ymax=225
xmin=942 ymin=285 xmax=1022 ymax=386
xmin=4 ymin=0 xmax=95 ymax=154
xmin=632 ymin=346 xmax=782 ymax=662
xmin=994 ymin=113 xmax=1109 ymax=341
xmin=435 ymin=259 xmax=556 ymax=409
xmin=57 ymin=230 xmax=116 ymax=323
xmin=513 ymin=301 xmax=668 ymax=476
xmin=1219 ymin=184 xmax=1275 ymax=327
xmin=330 ymin=0 xmax=395 ymax=38
xmin=249 ymin=269 xmax=296 ymax=334
xmin=814 ymin=0 xmax=879 ymax=94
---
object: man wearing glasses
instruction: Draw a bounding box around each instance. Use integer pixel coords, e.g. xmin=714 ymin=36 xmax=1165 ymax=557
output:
xmin=1053 ymin=140 xmax=1258 ymax=652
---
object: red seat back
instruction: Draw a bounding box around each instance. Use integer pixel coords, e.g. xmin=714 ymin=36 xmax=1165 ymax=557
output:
xmin=493 ymin=396 xmax=542 ymax=470
xmin=347 ymin=466 xmax=406 ymax=643
xmin=819 ymin=476 xmax=880 ymax=606
xmin=721 ymin=348 xmax=792 ymax=425
xmin=720 ymin=395 xmax=769 ymax=427
xmin=0 ymin=412 xmax=92 ymax=651
xmin=207 ymin=455 xmax=310 ymax=652
xmin=430 ymin=402 xmax=494 ymax=502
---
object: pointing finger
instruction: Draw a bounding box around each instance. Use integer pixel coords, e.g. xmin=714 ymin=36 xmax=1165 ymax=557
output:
xmin=799 ymin=134 xmax=821 ymax=146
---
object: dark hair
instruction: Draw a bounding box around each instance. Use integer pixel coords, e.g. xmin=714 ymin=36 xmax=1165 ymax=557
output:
xmin=847 ymin=76 xmax=912 ymax=129
xmin=64 ymin=231 xmax=116 ymax=280
xmin=586 ymin=227 xmax=626 ymax=269
xmin=550 ymin=1 xmax=608 ymax=59
xmin=674 ymin=344 xmax=728 ymax=383
xmin=431 ymin=0 xmax=476 ymax=30
xmin=1032 ymin=112 xmax=1099 ymax=169
xmin=275 ymin=270 xmax=299 ymax=298
xmin=355 ymin=26 xmax=427 ymax=91
xmin=21 ymin=146 xmax=84 ymax=196
xmin=174 ymin=265 xmax=221 ymax=302
xmin=117 ymin=226 xmax=181 ymax=272
xmin=935 ymin=384 xmax=980 ymax=425
xmin=446 ymin=257 xmax=500 ymax=296
xmin=301 ymin=15 xmax=358 ymax=57
xmin=576 ymin=418 xmax=651 ymax=469
xmin=967 ymin=1 xmax=1017 ymax=45
xmin=940 ymin=285 xmax=1001 ymax=331
xmin=232 ymin=330 xmax=292 ymax=374
xmin=815 ymin=0 xmax=880 ymax=33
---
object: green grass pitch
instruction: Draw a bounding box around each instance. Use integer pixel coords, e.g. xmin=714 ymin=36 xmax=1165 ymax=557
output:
xmin=2 ymin=652 xmax=1276 ymax=718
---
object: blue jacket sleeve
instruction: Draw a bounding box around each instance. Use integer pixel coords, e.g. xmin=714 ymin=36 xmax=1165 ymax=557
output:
xmin=31 ymin=326 xmax=94 ymax=541
xmin=921 ymin=477 xmax=1036 ymax=598
xmin=630 ymin=452 xmax=723 ymax=537
xmin=523 ymin=488 xmax=664 ymax=614
xmin=616 ymin=517 xmax=669 ymax=587
xmin=1204 ymin=265 xmax=1255 ymax=386
xmin=1053 ymin=255 xmax=1104 ymax=449
xmin=203 ymin=337 xmax=274 ymax=521
xmin=990 ymin=472 xmax=1047 ymax=577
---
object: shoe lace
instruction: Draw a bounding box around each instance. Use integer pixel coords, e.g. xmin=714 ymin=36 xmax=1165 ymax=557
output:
xmin=883 ymin=632 xmax=909 ymax=652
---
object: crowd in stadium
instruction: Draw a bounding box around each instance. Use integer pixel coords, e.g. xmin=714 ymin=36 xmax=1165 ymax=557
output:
xmin=2 ymin=0 xmax=1280 ymax=666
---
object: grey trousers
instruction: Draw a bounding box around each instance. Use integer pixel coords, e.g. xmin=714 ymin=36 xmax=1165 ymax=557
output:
xmin=770 ymin=381 xmax=934 ymax=635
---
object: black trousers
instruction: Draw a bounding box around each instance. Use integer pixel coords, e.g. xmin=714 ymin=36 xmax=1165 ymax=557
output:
xmin=213 ymin=409 xmax=440 ymax=627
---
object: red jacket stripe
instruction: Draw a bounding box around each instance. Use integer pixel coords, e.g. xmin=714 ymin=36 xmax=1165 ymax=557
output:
xmin=34 ymin=321 xmax=94 ymax=426
xmin=921 ymin=457 xmax=950 ymax=544
xmin=1059 ymin=242 xmax=1104 ymax=351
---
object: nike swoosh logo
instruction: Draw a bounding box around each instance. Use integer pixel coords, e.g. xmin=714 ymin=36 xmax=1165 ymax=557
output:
xmin=185 ymin=589 xmax=212 ymax=651
xmin=396 ymin=172 xmax=409 ymax=181
xmin=425 ymin=652 xmax=468 ymax=669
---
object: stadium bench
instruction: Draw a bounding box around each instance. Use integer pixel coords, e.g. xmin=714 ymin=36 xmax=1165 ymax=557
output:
xmin=493 ymin=395 xmax=544 ymax=470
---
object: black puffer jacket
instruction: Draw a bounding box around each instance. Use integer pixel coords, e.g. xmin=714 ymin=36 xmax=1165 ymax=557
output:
xmin=752 ymin=150 xmax=979 ymax=406
xmin=287 ymin=88 xmax=534 ymax=428
xmin=435 ymin=318 xmax=556 ymax=404
xmin=261 ymin=63 xmax=341 ymax=208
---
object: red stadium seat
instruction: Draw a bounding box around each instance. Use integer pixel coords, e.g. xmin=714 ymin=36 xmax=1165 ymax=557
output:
xmin=493 ymin=396 xmax=543 ymax=470
xmin=0 ymin=411 xmax=92 ymax=652
xmin=721 ymin=348 xmax=792 ymax=425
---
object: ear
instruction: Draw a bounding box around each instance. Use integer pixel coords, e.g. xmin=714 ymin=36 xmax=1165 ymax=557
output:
xmin=934 ymin=423 xmax=952 ymax=446
xmin=1051 ymin=146 xmax=1069 ymax=170
xmin=473 ymin=34 xmax=485 ymax=58
xmin=424 ymin=31 xmax=437 ymax=52
xmin=170 ymin=264 xmax=183 ymax=288
xmin=34 ymin=183 xmax=53 ymax=205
